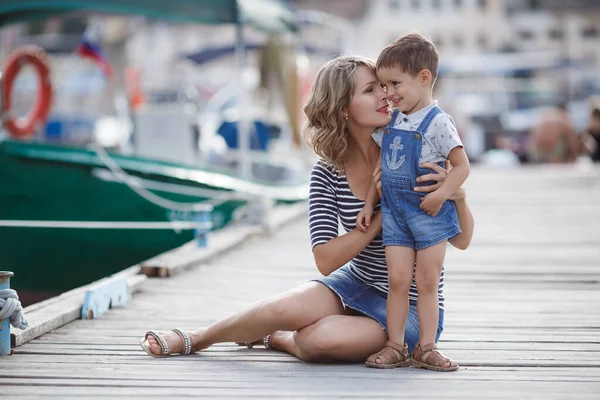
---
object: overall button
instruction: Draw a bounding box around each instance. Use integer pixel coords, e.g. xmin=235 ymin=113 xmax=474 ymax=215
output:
xmin=385 ymin=129 xmax=390 ymax=135
xmin=414 ymin=134 xmax=421 ymax=140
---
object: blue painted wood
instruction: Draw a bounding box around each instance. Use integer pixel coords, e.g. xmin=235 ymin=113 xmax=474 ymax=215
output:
xmin=81 ymin=276 xmax=130 ymax=320
xmin=195 ymin=210 xmax=212 ymax=248
xmin=0 ymin=271 xmax=14 ymax=356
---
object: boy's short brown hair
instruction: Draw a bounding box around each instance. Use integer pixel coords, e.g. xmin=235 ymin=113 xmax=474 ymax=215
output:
xmin=376 ymin=32 xmax=439 ymax=83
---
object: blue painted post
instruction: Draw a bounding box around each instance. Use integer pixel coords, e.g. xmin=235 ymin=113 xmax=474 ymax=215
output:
xmin=194 ymin=210 xmax=212 ymax=248
xmin=0 ymin=271 xmax=14 ymax=357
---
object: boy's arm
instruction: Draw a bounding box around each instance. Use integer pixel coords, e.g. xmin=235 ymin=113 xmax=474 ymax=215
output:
xmin=436 ymin=147 xmax=470 ymax=200
xmin=356 ymin=153 xmax=382 ymax=231
xmin=420 ymin=115 xmax=470 ymax=216
xmin=365 ymin=149 xmax=382 ymax=208
xmin=364 ymin=179 xmax=380 ymax=207
xmin=420 ymin=147 xmax=469 ymax=216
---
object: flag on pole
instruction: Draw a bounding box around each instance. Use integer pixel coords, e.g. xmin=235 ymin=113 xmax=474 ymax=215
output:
xmin=75 ymin=21 xmax=113 ymax=80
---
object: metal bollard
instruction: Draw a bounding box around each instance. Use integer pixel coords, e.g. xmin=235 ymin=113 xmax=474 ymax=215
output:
xmin=0 ymin=271 xmax=14 ymax=356
xmin=194 ymin=210 xmax=212 ymax=248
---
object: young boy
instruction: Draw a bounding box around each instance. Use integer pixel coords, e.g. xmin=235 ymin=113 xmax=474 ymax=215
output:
xmin=358 ymin=33 xmax=469 ymax=371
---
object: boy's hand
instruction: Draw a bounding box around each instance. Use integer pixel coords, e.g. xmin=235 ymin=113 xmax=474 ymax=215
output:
xmin=356 ymin=205 xmax=374 ymax=232
xmin=372 ymin=165 xmax=382 ymax=198
xmin=420 ymin=191 xmax=447 ymax=217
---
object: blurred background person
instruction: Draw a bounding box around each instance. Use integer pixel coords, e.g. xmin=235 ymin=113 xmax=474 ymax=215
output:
xmin=581 ymin=96 xmax=600 ymax=162
xmin=480 ymin=133 xmax=521 ymax=168
xmin=527 ymin=103 xmax=580 ymax=164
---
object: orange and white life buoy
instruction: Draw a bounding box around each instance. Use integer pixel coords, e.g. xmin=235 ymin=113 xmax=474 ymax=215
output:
xmin=1 ymin=45 xmax=53 ymax=139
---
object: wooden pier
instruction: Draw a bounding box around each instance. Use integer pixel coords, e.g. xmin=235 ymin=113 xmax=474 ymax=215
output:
xmin=1 ymin=164 xmax=599 ymax=398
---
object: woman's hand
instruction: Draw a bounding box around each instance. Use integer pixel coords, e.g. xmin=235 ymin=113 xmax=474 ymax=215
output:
xmin=413 ymin=162 xmax=448 ymax=193
xmin=449 ymin=187 xmax=466 ymax=202
xmin=414 ymin=162 xmax=465 ymax=200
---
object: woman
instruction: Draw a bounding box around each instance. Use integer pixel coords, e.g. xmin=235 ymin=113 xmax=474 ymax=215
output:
xmin=140 ymin=56 xmax=474 ymax=363
xmin=582 ymin=97 xmax=600 ymax=162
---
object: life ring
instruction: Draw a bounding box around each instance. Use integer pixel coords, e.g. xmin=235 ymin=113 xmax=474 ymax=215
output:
xmin=1 ymin=46 xmax=53 ymax=139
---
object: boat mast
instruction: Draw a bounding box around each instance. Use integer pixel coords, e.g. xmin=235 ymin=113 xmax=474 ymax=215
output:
xmin=235 ymin=2 xmax=252 ymax=180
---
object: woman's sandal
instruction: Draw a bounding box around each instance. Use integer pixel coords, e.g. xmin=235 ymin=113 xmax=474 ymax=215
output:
xmin=140 ymin=329 xmax=193 ymax=358
xmin=239 ymin=334 xmax=272 ymax=349
xmin=365 ymin=340 xmax=411 ymax=369
xmin=411 ymin=342 xmax=459 ymax=372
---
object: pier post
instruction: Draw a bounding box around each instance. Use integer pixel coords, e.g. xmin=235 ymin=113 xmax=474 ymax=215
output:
xmin=195 ymin=210 xmax=212 ymax=248
xmin=0 ymin=271 xmax=15 ymax=356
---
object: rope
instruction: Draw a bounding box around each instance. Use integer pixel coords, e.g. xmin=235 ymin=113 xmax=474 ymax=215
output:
xmin=91 ymin=144 xmax=240 ymax=212
xmin=0 ymin=289 xmax=28 ymax=330
xmin=0 ymin=220 xmax=211 ymax=230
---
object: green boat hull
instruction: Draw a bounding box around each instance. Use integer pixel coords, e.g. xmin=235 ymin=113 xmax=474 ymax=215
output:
xmin=0 ymin=140 xmax=307 ymax=305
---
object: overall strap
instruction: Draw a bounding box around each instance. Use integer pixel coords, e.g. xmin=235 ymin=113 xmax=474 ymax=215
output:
xmin=389 ymin=108 xmax=401 ymax=126
xmin=416 ymin=106 xmax=442 ymax=134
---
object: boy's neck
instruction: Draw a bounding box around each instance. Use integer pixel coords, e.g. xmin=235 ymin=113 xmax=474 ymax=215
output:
xmin=404 ymin=94 xmax=434 ymax=115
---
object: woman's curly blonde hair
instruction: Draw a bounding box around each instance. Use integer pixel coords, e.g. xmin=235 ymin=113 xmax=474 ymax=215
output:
xmin=303 ymin=55 xmax=376 ymax=169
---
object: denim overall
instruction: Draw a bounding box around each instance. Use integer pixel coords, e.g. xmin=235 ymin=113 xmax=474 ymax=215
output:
xmin=380 ymin=107 xmax=461 ymax=250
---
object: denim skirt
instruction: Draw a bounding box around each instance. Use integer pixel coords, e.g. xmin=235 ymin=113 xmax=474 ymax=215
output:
xmin=314 ymin=265 xmax=444 ymax=354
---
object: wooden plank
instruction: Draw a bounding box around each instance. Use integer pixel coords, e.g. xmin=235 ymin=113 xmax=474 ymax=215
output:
xmin=0 ymin=383 xmax=599 ymax=399
xmin=2 ymin=366 xmax=600 ymax=380
xmin=11 ymin=273 xmax=146 ymax=347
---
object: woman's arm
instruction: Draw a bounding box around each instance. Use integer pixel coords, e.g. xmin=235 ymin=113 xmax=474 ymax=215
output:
xmin=313 ymin=212 xmax=382 ymax=276
xmin=448 ymin=188 xmax=474 ymax=250
xmin=309 ymin=162 xmax=383 ymax=276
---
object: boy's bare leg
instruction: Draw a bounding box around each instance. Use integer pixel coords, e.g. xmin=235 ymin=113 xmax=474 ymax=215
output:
xmin=385 ymin=246 xmax=416 ymax=346
xmin=367 ymin=246 xmax=415 ymax=365
xmin=143 ymin=282 xmax=345 ymax=356
xmin=415 ymin=241 xmax=446 ymax=346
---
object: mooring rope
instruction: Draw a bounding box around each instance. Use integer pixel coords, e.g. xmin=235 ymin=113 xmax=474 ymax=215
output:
xmin=0 ymin=289 xmax=28 ymax=330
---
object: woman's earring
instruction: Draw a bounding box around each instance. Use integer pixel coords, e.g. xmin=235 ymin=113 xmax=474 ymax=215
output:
xmin=344 ymin=116 xmax=348 ymax=120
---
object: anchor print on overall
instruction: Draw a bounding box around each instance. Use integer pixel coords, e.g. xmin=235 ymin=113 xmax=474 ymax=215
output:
xmin=385 ymin=136 xmax=405 ymax=170
xmin=381 ymin=107 xmax=442 ymax=182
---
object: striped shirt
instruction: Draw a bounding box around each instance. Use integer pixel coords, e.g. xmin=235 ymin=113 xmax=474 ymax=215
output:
xmin=308 ymin=160 xmax=445 ymax=309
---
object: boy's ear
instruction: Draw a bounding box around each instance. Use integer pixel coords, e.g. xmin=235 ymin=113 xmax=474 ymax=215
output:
xmin=419 ymin=69 xmax=432 ymax=86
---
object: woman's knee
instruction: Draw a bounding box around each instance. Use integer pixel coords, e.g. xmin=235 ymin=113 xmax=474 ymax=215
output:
xmin=293 ymin=329 xmax=338 ymax=361
xmin=293 ymin=315 xmax=386 ymax=362
xmin=293 ymin=317 xmax=348 ymax=361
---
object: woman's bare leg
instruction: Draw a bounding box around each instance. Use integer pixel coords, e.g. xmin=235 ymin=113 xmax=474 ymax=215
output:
xmin=271 ymin=314 xmax=387 ymax=362
xmin=143 ymin=282 xmax=345 ymax=356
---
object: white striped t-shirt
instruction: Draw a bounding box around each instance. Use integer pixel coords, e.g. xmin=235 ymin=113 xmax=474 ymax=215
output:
xmin=308 ymin=160 xmax=445 ymax=309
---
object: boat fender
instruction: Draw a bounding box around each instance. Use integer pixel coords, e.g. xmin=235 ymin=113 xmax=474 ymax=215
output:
xmin=1 ymin=45 xmax=53 ymax=139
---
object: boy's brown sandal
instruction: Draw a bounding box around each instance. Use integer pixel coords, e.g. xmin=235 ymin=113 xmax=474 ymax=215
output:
xmin=365 ymin=340 xmax=411 ymax=369
xmin=411 ymin=342 xmax=459 ymax=371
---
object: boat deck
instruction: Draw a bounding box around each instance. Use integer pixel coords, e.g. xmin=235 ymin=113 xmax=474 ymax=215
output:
xmin=2 ymin=164 xmax=600 ymax=398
